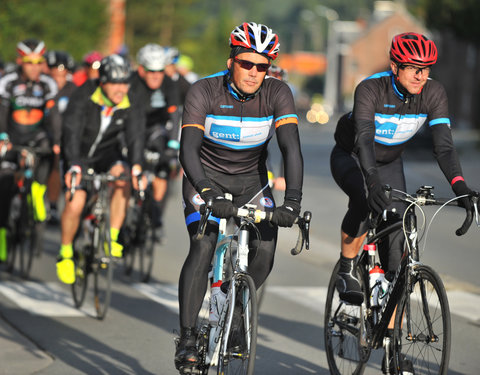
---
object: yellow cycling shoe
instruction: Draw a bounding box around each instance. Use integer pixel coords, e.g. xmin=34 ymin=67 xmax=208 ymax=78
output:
xmin=104 ymin=240 xmax=123 ymax=258
xmin=56 ymin=258 xmax=75 ymax=284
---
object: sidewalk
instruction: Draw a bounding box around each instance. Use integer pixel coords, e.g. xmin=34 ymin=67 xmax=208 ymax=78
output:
xmin=0 ymin=314 xmax=53 ymax=375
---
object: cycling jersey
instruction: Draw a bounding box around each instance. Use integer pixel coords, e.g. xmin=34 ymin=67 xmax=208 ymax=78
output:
xmin=0 ymin=69 xmax=61 ymax=145
xmin=61 ymin=79 xmax=145 ymax=170
xmin=334 ymin=71 xmax=463 ymax=183
xmin=129 ymin=71 xmax=181 ymax=141
xmin=180 ymin=70 xmax=303 ymax=195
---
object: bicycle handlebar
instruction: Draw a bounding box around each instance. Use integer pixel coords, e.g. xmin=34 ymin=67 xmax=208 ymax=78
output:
xmin=380 ymin=185 xmax=479 ymax=237
xmin=194 ymin=200 xmax=312 ymax=255
xmin=69 ymin=170 xmax=130 ymax=201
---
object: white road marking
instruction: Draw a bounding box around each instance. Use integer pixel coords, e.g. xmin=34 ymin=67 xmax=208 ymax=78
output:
xmin=2 ymin=281 xmax=480 ymax=323
xmin=0 ymin=281 xmax=95 ymax=317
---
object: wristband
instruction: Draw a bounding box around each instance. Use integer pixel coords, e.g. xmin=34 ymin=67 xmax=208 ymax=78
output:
xmin=167 ymin=139 xmax=180 ymax=150
xmin=68 ymin=165 xmax=82 ymax=175
xmin=131 ymin=165 xmax=142 ymax=177
xmin=451 ymin=176 xmax=465 ymax=186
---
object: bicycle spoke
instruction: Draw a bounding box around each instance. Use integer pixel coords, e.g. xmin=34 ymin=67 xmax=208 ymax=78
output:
xmin=325 ymin=260 xmax=368 ymax=375
xmin=218 ymin=274 xmax=257 ymax=375
xmin=394 ymin=265 xmax=451 ymax=375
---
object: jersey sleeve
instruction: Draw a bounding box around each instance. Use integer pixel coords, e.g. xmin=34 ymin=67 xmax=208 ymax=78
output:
xmin=352 ymin=80 xmax=379 ymax=177
xmin=427 ymin=81 xmax=464 ymax=184
xmin=179 ymin=80 xmax=211 ymax=189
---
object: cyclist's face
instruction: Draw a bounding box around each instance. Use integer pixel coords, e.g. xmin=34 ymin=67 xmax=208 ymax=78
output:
xmin=100 ymin=82 xmax=130 ymax=105
xmin=227 ymin=52 xmax=269 ymax=95
xmin=49 ymin=66 xmax=69 ymax=89
xmin=138 ymin=65 xmax=164 ymax=90
xmin=20 ymin=53 xmax=45 ymax=82
xmin=391 ymin=62 xmax=430 ymax=95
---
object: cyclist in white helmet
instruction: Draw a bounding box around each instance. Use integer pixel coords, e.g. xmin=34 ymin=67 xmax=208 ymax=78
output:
xmin=129 ymin=43 xmax=182 ymax=237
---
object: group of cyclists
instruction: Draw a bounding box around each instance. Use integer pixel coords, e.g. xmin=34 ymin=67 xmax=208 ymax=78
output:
xmin=0 ymin=20 xmax=477 ymax=375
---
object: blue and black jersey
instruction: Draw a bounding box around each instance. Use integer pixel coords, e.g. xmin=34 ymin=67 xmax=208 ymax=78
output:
xmin=334 ymin=70 xmax=463 ymax=183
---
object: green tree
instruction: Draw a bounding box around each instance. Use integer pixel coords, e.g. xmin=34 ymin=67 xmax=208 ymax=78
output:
xmin=416 ymin=0 xmax=480 ymax=44
xmin=0 ymin=0 xmax=108 ymax=63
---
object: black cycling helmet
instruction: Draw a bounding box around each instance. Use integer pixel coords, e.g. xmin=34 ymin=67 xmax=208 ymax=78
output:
xmin=45 ymin=50 xmax=75 ymax=71
xmin=98 ymin=54 xmax=131 ymax=83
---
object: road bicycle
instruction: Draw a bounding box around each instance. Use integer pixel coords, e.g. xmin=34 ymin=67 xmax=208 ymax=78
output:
xmin=178 ymin=196 xmax=311 ymax=375
xmin=1 ymin=141 xmax=51 ymax=278
xmin=70 ymin=169 xmax=127 ymax=320
xmin=123 ymin=171 xmax=159 ymax=283
xmin=324 ymin=185 xmax=479 ymax=375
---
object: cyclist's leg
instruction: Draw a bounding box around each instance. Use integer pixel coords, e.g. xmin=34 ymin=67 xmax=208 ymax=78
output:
xmin=57 ymin=188 xmax=87 ymax=284
xmin=239 ymin=178 xmax=277 ymax=289
xmin=0 ymin=167 xmax=16 ymax=262
xmin=175 ymin=176 xmax=219 ymax=370
xmin=108 ymin=162 xmax=131 ymax=257
xmin=31 ymin=133 xmax=52 ymax=223
xmin=375 ymin=158 xmax=410 ymax=374
xmin=330 ymin=145 xmax=369 ymax=305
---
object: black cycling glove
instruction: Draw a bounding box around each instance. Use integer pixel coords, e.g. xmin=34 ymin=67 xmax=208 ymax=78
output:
xmin=366 ymin=173 xmax=391 ymax=216
xmin=197 ymin=180 xmax=235 ymax=219
xmin=271 ymin=199 xmax=301 ymax=227
xmin=452 ymin=180 xmax=474 ymax=213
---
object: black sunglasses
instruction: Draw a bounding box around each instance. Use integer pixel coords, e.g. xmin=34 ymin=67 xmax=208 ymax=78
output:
xmin=234 ymin=57 xmax=270 ymax=72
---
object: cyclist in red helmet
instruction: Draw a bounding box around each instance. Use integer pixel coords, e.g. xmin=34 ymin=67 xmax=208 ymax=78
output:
xmin=330 ymin=32 xmax=476 ymax=374
xmin=174 ymin=22 xmax=303 ymax=372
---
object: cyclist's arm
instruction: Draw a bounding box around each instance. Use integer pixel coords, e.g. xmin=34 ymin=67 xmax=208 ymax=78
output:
xmin=125 ymin=103 xmax=146 ymax=167
xmin=427 ymin=83 xmax=465 ymax=185
xmin=273 ymin=80 xmax=303 ymax=198
xmin=164 ymin=77 xmax=182 ymax=146
xmin=352 ymin=82 xmax=379 ymax=178
xmin=0 ymin=78 xmax=11 ymax=134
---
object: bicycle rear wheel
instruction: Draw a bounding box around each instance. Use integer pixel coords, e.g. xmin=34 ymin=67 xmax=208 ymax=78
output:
xmin=139 ymin=214 xmax=155 ymax=283
xmin=218 ymin=273 xmax=258 ymax=375
xmin=93 ymin=223 xmax=113 ymax=320
xmin=393 ymin=265 xmax=451 ymax=375
xmin=16 ymin=203 xmax=36 ymax=278
xmin=324 ymin=260 xmax=368 ymax=375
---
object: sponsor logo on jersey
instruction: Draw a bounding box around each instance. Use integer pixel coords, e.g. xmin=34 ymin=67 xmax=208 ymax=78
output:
xmin=260 ymin=197 xmax=274 ymax=208
xmin=220 ymin=104 xmax=234 ymax=109
xmin=383 ymin=104 xmax=395 ymax=108
xmin=13 ymin=84 xmax=27 ymax=97
xmin=210 ymin=123 xmax=241 ymax=141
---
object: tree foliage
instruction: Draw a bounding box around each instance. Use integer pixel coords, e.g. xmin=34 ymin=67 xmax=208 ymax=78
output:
xmin=0 ymin=0 xmax=108 ymax=63
xmin=416 ymin=0 xmax=480 ymax=44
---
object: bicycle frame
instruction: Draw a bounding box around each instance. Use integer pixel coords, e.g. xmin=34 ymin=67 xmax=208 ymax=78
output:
xmin=205 ymin=202 xmax=254 ymax=366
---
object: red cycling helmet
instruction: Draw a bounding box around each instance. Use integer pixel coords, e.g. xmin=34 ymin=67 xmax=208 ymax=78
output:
xmin=83 ymin=51 xmax=103 ymax=66
xmin=390 ymin=32 xmax=437 ymax=67
xmin=229 ymin=22 xmax=280 ymax=60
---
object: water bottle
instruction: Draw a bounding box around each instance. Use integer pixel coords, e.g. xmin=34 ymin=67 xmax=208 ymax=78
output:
xmin=209 ymin=281 xmax=226 ymax=326
xmin=369 ymin=264 xmax=386 ymax=307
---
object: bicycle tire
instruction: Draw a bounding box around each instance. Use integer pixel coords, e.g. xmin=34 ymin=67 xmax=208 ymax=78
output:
xmin=71 ymin=238 xmax=90 ymax=308
xmin=5 ymin=228 xmax=16 ymax=273
xmin=93 ymin=222 xmax=113 ymax=320
xmin=324 ymin=260 xmax=369 ymax=375
xmin=17 ymin=199 xmax=36 ymax=278
xmin=393 ymin=265 xmax=451 ymax=375
xmin=139 ymin=214 xmax=155 ymax=283
xmin=123 ymin=239 xmax=135 ymax=276
xmin=217 ymin=273 xmax=258 ymax=375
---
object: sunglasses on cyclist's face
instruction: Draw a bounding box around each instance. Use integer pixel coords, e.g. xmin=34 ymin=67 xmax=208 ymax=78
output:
xmin=399 ymin=64 xmax=431 ymax=76
xmin=234 ymin=57 xmax=270 ymax=73
xmin=22 ymin=56 xmax=45 ymax=65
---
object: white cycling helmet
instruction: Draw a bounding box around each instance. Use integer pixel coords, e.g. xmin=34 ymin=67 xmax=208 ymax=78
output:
xmin=229 ymin=22 xmax=280 ymax=60
xmin=136 ymin=43 xmax=168 ymax=71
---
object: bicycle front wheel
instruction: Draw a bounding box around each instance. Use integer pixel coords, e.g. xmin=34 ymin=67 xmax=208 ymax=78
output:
xmin=218 ymin=273 xmax=258 ymax=375
xmin=93 ymin=223 xmax=113 ymax=320
xmin=393 ymin=265 xmax=451 ymax=375
xmin=71 ymin=243 xmax=90 ymax=308
xmin=324 ymin=260 xmax=369 ymax=375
